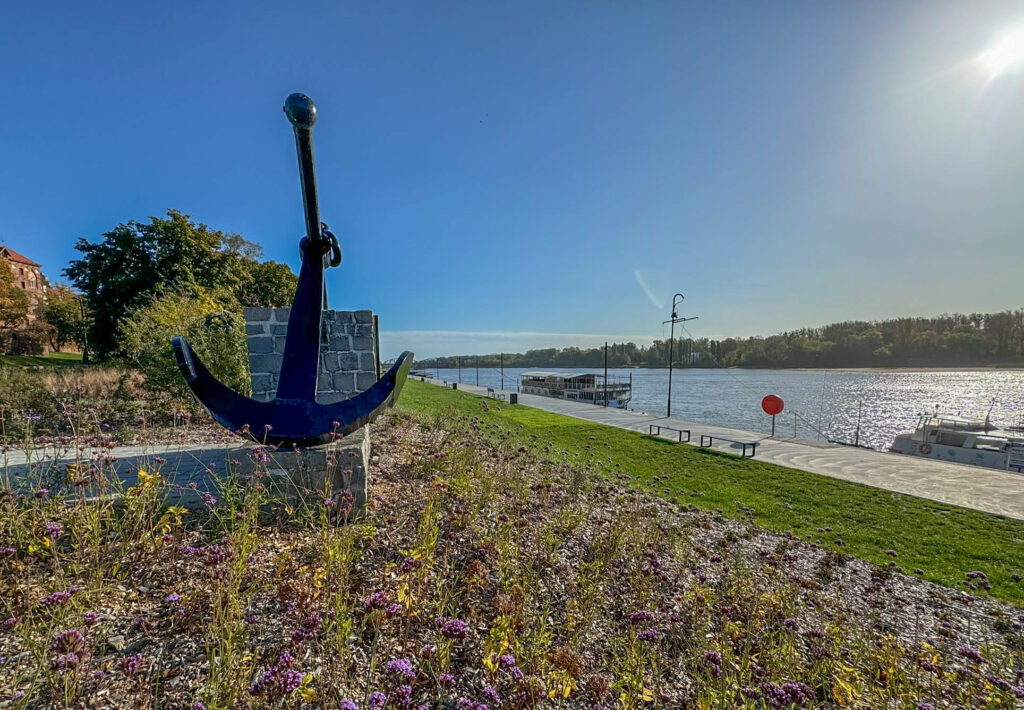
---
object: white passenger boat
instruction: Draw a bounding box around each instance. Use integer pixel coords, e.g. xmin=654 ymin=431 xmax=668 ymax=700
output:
xmin=890 ymin=411 xmax=1024 ymax=472
xmin=519 ymin=371 xmax=632 ymax=408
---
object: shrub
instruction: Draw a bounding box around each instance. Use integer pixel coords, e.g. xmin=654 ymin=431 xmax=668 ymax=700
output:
xmin=0 ymin=366 xmax=59 ymax=436
xmin=118 ymin=289 xmax=250 ymax=409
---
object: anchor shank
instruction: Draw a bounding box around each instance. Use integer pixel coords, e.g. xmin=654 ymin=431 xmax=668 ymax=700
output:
xmin=276 ymin=94 xmax=328 ymax=400
xmin=275 ymin=250 xmax=325 ymax=400
xmin=292 ymin=123 xmax=322 ymax=255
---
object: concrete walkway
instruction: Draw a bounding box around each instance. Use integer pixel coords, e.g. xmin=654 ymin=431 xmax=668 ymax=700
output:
xmin=426 ymin=378 xmax=1024 ymax=521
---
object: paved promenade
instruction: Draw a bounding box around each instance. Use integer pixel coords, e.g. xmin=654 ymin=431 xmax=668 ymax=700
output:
xmin=426 ymin=378 xmax=1024 ymax=521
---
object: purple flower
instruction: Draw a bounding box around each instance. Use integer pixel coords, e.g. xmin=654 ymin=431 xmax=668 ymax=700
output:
xmin=394 ymin=684 xmax=413 ymax=708
xmin=35 ymin=488 xmax=49 ymax=498
xmin=93 ymin=670 xmax=106 ymax=680
xmin=436 ymin=616 xmax=469 ymax=639
xmin=341 ymin=701 xmax=359 ymax=710
xmin=439 ymin=672 xmax=455 ymax=687
xmin=279 ymin=669 xmax=303 ymax=693
xmin=291 ymin=612 xmax=323 ymax=641
xmin=386 ymin=602 xmax=401 ymax=617
xmin=703 ymin=650 xmax=723 ymax=666
xmin=4 ymin=617 xmax=18 ymax=629
xmin=420 ymin=643 xmax=437 ymax=658
xmin=82 ymin=611 xmax=98 ymax=626
xmin=364 ymin=591 xmax=390 ymax=611
xmin=191 ymin=702 xmax=207 ymax=710
xmin=483 ymin=686 xmax=500 ymax=704
xmin=368 ymin=691 xmax=387 ymax=709
xmin=202 ymin=492 xmax=217 ymax=508
xmin=203 ymin=545 xmax=228 ymax=566
xmin=958 ymin=646 xmax=985 ymax=664
xmin=120 ymin=653 xmax=144 ymax=676
xmin=51 ymin=628 xmax=86 ymax=654
xmin=637 ymin=628 xmax=661 ymax=644
xmin=986 ymin=674 xmax=1013 ymax=692
xmin=324 ymin=497 xmax=335 ymax=507
xmin=498 ymin=653 xmax=516 ymax=669
xmin=164 ymin=593 xmax=181 ymax=603
xmin=248 ymin=653 xmax=304 ymax=698
xmin=42 ymin=591 xmax=72 ymax=607
xmin=387 ymin=657 xmax=416 ymax=680
xmin=628 ymin=610 xmax=654 ymax=625
xmin=915 ymin=704 xmax=935 ymax=710
xmin=45 ymin=522 xmax=63 ymax=537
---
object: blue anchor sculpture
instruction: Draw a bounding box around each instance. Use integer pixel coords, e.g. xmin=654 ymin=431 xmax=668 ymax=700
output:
xmin=171 ymin=93 xmax=413 ymax=447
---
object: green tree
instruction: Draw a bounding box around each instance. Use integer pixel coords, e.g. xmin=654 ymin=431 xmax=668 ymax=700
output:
xmin=41 ymin=284 xmax=84 ymax=351
xmin=64 ymin=209 xmax=284 ymax=358
xmin=235 ymin=260 xmax=298 ymax=308
xmin=0 ymin=262 xmax=29 ymax=331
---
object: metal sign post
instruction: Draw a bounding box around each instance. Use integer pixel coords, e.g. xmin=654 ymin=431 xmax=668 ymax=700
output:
xmin=663 ymin=293 xmax=698 ymax=418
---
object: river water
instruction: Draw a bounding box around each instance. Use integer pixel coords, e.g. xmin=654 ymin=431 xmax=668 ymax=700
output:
xmin=428 ymin=367 xmax=1024 ymax=451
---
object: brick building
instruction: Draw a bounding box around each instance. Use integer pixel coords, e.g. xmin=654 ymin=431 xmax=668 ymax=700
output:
xmin=1 ymin=245 xmax=47 ymax=318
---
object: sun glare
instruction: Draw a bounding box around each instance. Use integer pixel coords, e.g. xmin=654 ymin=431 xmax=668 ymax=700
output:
xmin=977 ymin=25 xmax=1024 ymax=80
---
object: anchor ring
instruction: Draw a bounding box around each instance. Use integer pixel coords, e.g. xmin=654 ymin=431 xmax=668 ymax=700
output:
xmin=321 ymin=222 xmax=342 ymax=268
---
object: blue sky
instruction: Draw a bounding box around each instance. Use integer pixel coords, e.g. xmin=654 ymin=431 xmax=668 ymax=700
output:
xmin=2 ymin=1 xmax=1023 ymax=359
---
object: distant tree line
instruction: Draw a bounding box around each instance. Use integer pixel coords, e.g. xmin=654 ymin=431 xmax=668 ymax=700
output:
xmin=416 ymin=310 xmax=1024 ymax=370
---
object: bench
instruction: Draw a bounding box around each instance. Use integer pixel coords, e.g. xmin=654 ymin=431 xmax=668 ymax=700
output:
xmin=648 ymin=424 xmax=691 ymax=443
xmin=699 ymin=434 xmax=758 ymax=458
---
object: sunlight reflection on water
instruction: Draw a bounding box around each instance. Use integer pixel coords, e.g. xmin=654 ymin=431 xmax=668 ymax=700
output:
xmin=431 ymin=367 xmax=1024 ymax=451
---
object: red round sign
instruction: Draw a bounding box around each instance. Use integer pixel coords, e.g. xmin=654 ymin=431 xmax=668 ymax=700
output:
xmin=762 ymin=394 xmax=784 ymax=416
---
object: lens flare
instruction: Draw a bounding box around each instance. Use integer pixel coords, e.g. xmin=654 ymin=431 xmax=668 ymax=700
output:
xmin=977 ymin=26 xmax=1024 ymax=80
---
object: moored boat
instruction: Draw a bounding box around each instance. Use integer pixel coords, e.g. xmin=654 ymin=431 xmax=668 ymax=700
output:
xmin=890 ymin=411 xmax=1024 ymax=472
xmin=519 ymin=371 xmax=632 ymax=408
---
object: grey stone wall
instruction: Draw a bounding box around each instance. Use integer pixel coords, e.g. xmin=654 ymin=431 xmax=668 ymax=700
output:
xmin=244 ymin=308 xmax=377 ymax=403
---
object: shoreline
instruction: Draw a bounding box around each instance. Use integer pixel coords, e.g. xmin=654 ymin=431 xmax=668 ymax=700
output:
xmin=420 ymin=364 xmax=1024 ymax=373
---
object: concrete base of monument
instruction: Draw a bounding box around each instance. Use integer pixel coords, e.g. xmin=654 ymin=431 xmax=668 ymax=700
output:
xmin=3 ymin=427 xmax=373 ymax=517
xmin=256 ymin=426 xmax=371 ymax=513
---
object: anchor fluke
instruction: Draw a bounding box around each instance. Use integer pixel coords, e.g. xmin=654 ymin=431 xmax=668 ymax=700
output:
xmin=171 ymin=93 xmax=414 ymax=447
xmin=172 ymin=337 xmax=412 ymax=447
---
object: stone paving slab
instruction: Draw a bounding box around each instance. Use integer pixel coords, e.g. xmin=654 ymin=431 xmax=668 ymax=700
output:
xmin=427 ymin=378 xmax=1024 ymax=521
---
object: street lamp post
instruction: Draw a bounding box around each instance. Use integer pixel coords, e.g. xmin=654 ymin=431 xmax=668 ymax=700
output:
xmin=663 ymin=293 xmax=698 ymax=419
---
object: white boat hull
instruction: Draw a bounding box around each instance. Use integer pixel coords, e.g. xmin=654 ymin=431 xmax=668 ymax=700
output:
xmin=890 ymin=435 xmax=1021 ymax=472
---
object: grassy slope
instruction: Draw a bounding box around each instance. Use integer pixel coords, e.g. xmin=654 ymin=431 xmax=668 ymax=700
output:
xmin=0 ymin=351 xmax=83 ymax=367
xmin=398 ymin=379 xmax=1024 ymax=606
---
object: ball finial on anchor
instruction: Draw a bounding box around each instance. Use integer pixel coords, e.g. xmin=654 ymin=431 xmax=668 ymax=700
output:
xmin=283 ymin=93 xmax=317 ymax=129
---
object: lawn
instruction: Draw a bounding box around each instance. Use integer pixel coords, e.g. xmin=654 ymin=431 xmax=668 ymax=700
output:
xmin=0 ymin=351 xmax=84 ymax=367
xmin=398 ymin=379 xmax=1024 ymax=606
